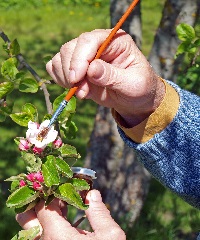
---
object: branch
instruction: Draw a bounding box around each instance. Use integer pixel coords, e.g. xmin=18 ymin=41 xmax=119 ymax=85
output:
xmin=0 ymin=30 xmax=53 ymax=114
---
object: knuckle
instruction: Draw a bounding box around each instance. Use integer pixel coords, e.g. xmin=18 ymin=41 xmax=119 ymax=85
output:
xmin=78 ymin=32 xmax=92 ymax=44
xmin=60 ymin=40 xmax=74 ymax=55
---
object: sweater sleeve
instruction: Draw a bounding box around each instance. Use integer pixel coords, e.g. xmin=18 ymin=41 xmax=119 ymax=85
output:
xmin=112 ymin=79 xmax=179 ymax=143
xmin=116 ymin=81 xmax=200 ymax=209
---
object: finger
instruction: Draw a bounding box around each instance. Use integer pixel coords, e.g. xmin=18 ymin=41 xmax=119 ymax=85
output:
xmin=68 ymin=30 xmax=112 ymax=85
xmin=46 ymin=53 xmax=67 ymax=88
xmin=16 ymin=208 xmax=42 ymax=233
xmin=60 ymin=38 xmax=77 ymax=86
xmin=86 ymin=190 xmax=125 ymax=239
xmin=35 ymin=199 xmax=80 ymax=240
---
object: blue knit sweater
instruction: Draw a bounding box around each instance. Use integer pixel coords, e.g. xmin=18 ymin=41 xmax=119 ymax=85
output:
xmin=118 ymin=81 xmax=200 ymax=209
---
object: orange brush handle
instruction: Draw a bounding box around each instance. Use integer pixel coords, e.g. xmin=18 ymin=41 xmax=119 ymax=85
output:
xmin=65 ymin=0 xmax=140 ymax=102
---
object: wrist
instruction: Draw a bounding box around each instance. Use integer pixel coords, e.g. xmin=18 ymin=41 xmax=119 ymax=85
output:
xmin=117 ymin=76 xmax=166 ymax=128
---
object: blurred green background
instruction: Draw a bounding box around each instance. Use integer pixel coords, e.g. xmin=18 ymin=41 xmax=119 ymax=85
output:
xmin=0 ymin=1 xmax=199 ymax=239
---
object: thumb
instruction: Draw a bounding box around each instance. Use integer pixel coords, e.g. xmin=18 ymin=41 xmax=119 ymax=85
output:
xmin=87 ymin=59 xmax=125 ymax=90
xmin=85 ymin=190 xmax=124 ymax=236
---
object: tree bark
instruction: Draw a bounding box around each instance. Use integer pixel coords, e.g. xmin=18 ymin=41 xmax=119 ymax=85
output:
xmin=110 ymin=0 xmax=142 ymax=47
xmin=148 ymin=0 xmax=200 ymax=82
xmin=83 ymin=0 xmax=151 ymax=227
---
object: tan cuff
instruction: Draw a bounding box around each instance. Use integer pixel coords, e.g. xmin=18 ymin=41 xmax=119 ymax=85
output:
xmin=112 ymin=79 xmax=180 ymax=143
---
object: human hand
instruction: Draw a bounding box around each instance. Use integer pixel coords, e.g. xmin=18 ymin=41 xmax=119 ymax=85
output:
xmin=46 ymin=29 xmax=165 ymax=126
xmin=16 ymin=190 xmax=126 ymax=240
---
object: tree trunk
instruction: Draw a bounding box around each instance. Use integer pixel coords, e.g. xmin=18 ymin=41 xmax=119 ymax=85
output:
xmin=83 ymin=0 xmax=151 ymax=227
xmin=148 ymin=0 xmax=200 ymax=82
xmin=110 ymin=0 xmax=142 ymax=47
xmin=84 ymin=106 xmax=150 ymax=226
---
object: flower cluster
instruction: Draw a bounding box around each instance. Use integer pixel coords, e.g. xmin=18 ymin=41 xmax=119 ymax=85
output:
xmin=19 ymin=171 xmax=44 ymax=190
xmin=18 ymin=120 xmax=62 ymax=155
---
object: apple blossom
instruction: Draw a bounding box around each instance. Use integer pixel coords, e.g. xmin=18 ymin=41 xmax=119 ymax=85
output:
xmin=33 ymin=146 xmax=44 ymax=154
xmin=19 ymin=180 xmax=26 ymax=187
xmin=26 ymin=120 xmax=58 ymax=148
xmin=34 ymin=171 xmax=44 ymax=182
xmin=26 ymin=173 xmax=35 ymax=182
xmin=19 ymin=138 xmax=30 ymax=151
xmin=33 ymin=182 xmax=42 ymax=190
xmin=53 ymin=137 xmax=63 ymax=148
xmin=27 ymin=172 xmax=44 ymax=183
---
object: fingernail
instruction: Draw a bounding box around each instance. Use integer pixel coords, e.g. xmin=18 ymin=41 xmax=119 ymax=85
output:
xmin=69 ymin=69 xmax=76 ymax=83
xmin=92 ymin=61 xmax=104 ymax=80
xmin=78 ymin=89 xmax=87 ymax=99
xmin=90 ymin=190 xmax=102 ymax=202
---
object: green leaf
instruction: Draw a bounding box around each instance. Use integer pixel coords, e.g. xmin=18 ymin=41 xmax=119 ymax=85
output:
xmin=5 ymin=173 xmax=26 ymax=182
xmin=42 ymin=155 xmax=60 ymax=187
xmin=59 ymin=144 xmax=80 ymax=158
xmin=53 ymin=91 xmax=76 ymax=121
xmin=193 ymin=39 xmax=200 ymax=47
xmin=1 ymin=58 xmax=18 ymax=81
xmin=176 ymin=41 xmax=191 ymax=55
xmin=19 ymin=78 xmax=38 ymax=93
xmin=16 ymin=71 xmax=26 ymax=80
xmin=11 ymin=180 xmax=20 ymax=191
xmin=54 ymin=183 xmax=88 ymax=210
xmin=6 ymin=186 xmax=39 ymax=208
xmin=10 ymin=112 xmax=33 ymax=126
xmin=3 ymin=42 xmax=9 ymax=53
xmin=69 ymin=178 xmax=90 ymax=191
xmin=22 ymin=103 xmax=38 ymax=122
xmin=21 ymin=152 xmax=42 ymax=172
xmin=43 ymin=113 xmax=52 ymax=121
xmin=176 ymin=23 xmax=195 ymax=41
xmin=0 ymin=82 xmax=14 ymax=98
xmin=61 ymin=121 xmax=78 ymax=140
xmin=11 ymin=226 xmax=40 ymax=240
xmin=55 ymin=157 xmax=73 ymax=178
xmin=15 ymin=199 xmax=39 ymax=214
xmin=9 ymin=39 xmax=20 ymax=56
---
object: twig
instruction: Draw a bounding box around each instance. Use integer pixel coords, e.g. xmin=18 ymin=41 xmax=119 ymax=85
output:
xmin=0 ymin=30 xmax=53 ymax=114
xmin=72 ymin=215 xmax=86 ymax=228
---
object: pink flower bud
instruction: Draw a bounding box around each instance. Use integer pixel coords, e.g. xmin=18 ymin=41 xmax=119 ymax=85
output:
xmin=53 ymin=137 xmax=63 ymax=148
xmin=19 ymin=180 xmax=26 ymax=187
xmin=19 ymin=139 xmax=30 ymax=151
xmin=34 ymin=171 xmax=44 ymax=183
xmin=33 ymin=181 xmax=42 ymax=190
xmin=26 ymin=173 xmax=35 ymax=182
xmin=33 ymin=146 xmax=44 ymax=154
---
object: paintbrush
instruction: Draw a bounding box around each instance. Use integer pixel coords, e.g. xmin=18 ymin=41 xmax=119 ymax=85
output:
xmin=37 ymin=0 xmax=140 ymax=141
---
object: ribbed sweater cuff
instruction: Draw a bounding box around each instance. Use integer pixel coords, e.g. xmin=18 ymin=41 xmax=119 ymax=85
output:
xmin=112 ymin=79 xmax=180 ymax=143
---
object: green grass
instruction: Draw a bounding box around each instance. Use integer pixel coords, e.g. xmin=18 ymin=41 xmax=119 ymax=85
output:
xmin=0 ymin=2 xmax=199 ymax=240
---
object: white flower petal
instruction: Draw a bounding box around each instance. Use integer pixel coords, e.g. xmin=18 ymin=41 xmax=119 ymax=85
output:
xmin=28 ymin=121 xmax=38 ymax=131
xmin=34 ymin=140 xmax=47 ymax=148
xmin=39 ymin=120 xmax=50 ymax=129
xmin=25 ymin=120 xmax=58 ymax=149
xmin=45 ymin=129 xmax=58 ymax=144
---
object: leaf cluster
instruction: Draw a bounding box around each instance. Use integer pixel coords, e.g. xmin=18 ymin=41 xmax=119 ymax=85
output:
xmin=6 ymin=151 xmax=89 ymax=212
xmin=0 ymin=33 xmax=93 ymax=240
xmin=176 ymin=23 xmax=200 ymax=95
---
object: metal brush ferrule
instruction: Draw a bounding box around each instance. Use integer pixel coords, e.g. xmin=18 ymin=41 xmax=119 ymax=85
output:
xmin=48 ymin=100 xmax=68 ymax=127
